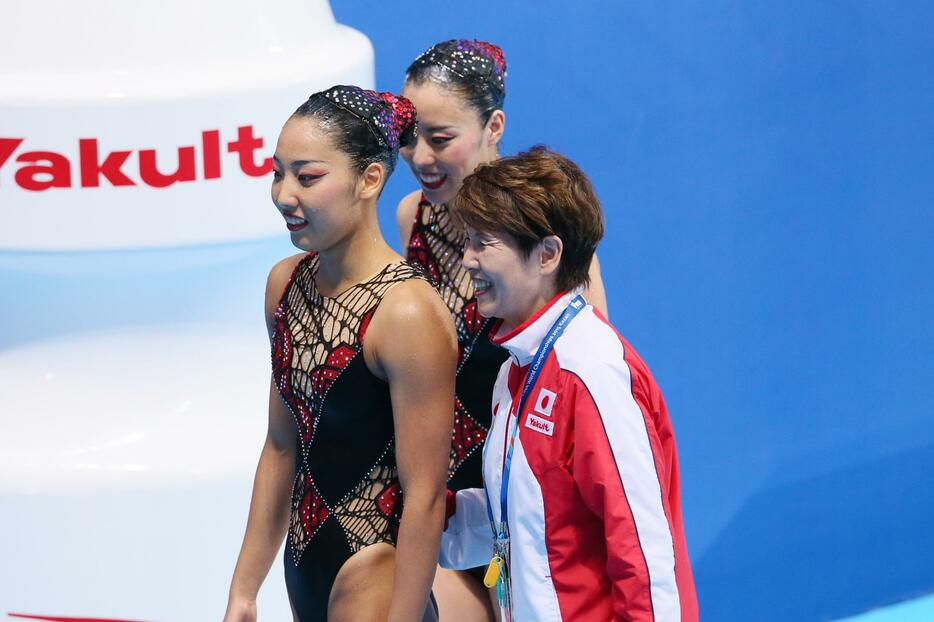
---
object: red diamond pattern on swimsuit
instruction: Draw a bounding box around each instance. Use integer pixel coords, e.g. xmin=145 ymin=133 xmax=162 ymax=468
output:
xmin=406 ymin=198 xmax=495 ymax=478
xmin=272 ymin=253 xmax=430 ymax=565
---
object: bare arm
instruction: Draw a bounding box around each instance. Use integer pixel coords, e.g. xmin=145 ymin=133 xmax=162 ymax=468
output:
xmin=369 ymin=280 xmax=457 ymax=622
xmin=396 ymin=190 xmax=422 ymax=252
xmin=584 ymin=253 xmax=609 ymax=317
xmin=224 ymin=381 xmax=297 ymax=620
xmin=224 ymin=255 xmax=303 ymax=622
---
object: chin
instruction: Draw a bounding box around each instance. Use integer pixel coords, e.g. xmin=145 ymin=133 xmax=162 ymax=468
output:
xmin=424 ymin=187 xmax=454 ymax=206
xmin=476 ymin=298 xmax=498 ymax=319
xmin=289 ymin=231 xmax=318 ymax=252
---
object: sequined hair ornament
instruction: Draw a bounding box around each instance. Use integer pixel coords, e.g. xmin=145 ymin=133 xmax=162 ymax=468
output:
xmin=320 ymin=85 xmax=417 ymax=152
xmin=410 ymin=39 xmax=507 ymax=93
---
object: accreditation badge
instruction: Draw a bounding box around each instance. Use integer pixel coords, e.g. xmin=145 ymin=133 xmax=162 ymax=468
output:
xmin=485 ymin=525 xmax=513 ymax=621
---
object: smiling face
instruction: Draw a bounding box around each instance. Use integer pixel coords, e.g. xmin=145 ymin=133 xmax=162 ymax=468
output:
xmin=271 ymin=116 xmax=371 ymax=252
xmin=462 ymin=226 xmax=561 ymax=332
xmin=399 ymin=80 xmax=504 ymax=205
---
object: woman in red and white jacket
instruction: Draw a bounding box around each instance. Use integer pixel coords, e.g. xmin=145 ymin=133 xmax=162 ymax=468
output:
xmin=439 ymin=146 xmax=699 ymax=621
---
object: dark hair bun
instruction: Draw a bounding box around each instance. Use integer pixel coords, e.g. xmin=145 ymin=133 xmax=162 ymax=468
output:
xmin=406 ymin=39 xmax=507 ymax=124
xmin=409 ymin=39 xmax=506 ymax=94
xmin=380 ymin=92 xmax=417 ymax=149
xmin=293 ymin=85 xmax=413 ymax=176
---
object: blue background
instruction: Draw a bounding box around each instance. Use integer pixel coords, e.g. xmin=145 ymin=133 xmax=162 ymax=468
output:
xmin=331 ymin=2 xmax=934 ymax=620
xmin=1 ymin=2 xmax=931 ymax=620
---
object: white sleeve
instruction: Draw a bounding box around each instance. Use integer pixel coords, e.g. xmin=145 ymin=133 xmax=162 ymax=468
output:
xmin=438 ymin=487 xmax=494 ymax=570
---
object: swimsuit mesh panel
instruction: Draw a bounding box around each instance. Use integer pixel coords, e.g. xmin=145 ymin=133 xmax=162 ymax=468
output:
xmin=407 ymin=198 xmax=494 ymax=478
xmin=406 ymin=199 xmax=478 ymax=344
xmin=272 ymin=254 xmax=428 ymax=565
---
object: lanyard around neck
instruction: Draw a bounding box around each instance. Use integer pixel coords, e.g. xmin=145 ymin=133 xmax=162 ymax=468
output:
xmin=485 ymin=295 xmax=586 ymax=537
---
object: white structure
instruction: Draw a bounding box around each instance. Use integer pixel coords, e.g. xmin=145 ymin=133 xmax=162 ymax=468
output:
xmin=0 ymin=0 xmax=373 ymax=250
xmin=0 ymin=2 xmax=373 ymax=619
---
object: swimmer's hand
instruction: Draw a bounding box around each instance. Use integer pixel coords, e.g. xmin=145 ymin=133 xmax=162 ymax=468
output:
xmin=223 ymin=596 xmax=257 ymax=622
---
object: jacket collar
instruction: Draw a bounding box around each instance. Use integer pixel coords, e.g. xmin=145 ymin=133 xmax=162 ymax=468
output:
xmin=491 ymin=290 xmax=580 ymax=366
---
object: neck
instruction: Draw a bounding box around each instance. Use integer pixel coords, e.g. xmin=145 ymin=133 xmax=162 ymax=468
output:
xmin=315 ymin=204 xmax=398 ymax=295
xmin=498 ymin=287 xmax=561 ymax=335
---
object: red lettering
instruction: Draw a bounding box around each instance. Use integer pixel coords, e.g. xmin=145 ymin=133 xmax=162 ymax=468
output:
xmin=0 ymin=138 xmax=25 ymax=185
xmin=79 ymin=139 xmax=135 ymax=187
xmin=138 ymin=146 xmax=196 ymax=188
xmin=14 ymin=151 xmax=72 ymax=191
xmin=202 ymin=130 xmax=221 ymax=179
xmin=227 ymin=125 xmax=272 ymax=176
xmin=5 ymin=126 xmax=274 ymax=191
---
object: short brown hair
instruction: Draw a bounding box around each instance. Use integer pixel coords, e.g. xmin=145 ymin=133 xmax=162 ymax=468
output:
xmin=451 ymin=145 xmax=604 ymax=292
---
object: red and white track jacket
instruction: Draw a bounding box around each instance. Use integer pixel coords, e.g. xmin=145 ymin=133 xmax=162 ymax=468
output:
xmin=439 ymin=292 xmax=698 ymax=621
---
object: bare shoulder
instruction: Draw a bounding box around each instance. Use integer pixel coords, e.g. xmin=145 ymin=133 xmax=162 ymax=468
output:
xmin=585 ymin=252 xmax=608 ymax=317
xmin=368 ymin=278 xmax=456 ymax=360
xmin=396 ymin=190 xmax=423 ymax=249
xmin=397 ymin=190 xmax=423 ymax=226
xmin=378 ymin=278 xmax=452 ymax=332
xmin=264 ymin=252 xmax=307 ymax=325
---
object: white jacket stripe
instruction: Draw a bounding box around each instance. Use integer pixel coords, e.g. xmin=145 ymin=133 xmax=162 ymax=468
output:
xmin=558 ymin=316 xmax=682 ymax=621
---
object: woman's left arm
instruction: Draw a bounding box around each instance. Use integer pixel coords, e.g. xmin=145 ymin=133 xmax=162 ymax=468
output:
xmin=584 ymin=253 xmax=609 ymax=317
xmin=371 ymin=280 xmax=458 ymax=622
xmin=568 ymin=370 xmax=680 ymax=621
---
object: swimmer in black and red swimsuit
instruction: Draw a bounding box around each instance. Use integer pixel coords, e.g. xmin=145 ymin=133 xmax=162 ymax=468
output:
xmin=397 ymin=40 xmax=608 ymax=620
xmin=225 ymin=86 xmax=457 ymax=622
xmin=273 ymin=253 xmax=434 ymax=617
xmin=406 ymin=193 xmax=506 ymax=494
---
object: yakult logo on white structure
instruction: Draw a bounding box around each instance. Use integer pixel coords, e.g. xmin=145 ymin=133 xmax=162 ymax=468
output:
xmin=0 ymin=125 xmax=272 ymax=191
